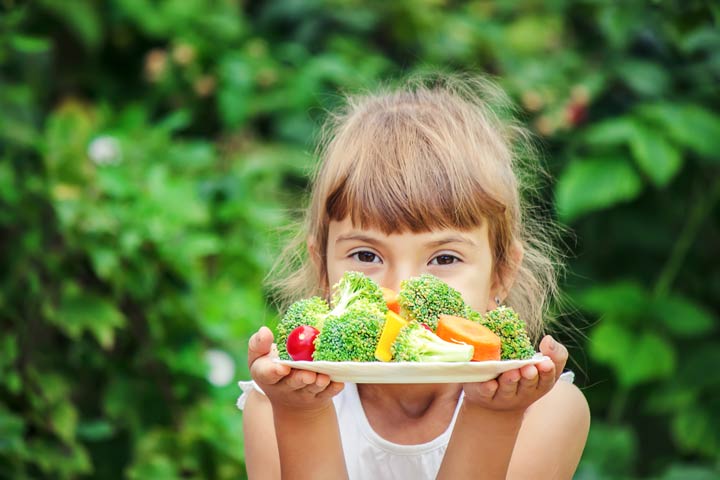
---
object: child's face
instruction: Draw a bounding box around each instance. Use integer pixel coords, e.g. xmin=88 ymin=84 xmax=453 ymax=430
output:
xmin=325 ymin=217 xmax=498 ymax=313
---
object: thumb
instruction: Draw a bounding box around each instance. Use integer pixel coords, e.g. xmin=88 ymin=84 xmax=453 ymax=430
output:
xmin=247 ymin=326 xmax=275 ymax=367
xmin=539 ymin=335 xmax=568 ymax=381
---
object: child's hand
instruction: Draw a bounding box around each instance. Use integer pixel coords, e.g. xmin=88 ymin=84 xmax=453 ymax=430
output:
xmin=247 ymin=326 xmax=344 ymax=412
xmin=461 ymin=335 xmax=569 ymax=411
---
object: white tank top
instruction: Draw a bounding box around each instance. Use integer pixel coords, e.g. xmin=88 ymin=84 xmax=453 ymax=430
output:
xmin=237 ymin=372 xmax=574 ymax=480
xmin=333 ymin=382 xmax=461 ymax=479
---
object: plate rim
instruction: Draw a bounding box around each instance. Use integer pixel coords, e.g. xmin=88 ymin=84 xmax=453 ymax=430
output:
xmin=273 ymin=354 xmax=549 ymax=384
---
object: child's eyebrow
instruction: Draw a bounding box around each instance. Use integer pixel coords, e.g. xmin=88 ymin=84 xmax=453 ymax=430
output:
xmin=425 ymin=236 xmax=478 ymax=248
xmin=335 ymin=233 xmax=384 ymax=246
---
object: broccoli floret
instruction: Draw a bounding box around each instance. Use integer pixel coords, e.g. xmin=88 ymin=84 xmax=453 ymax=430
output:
xmin=463 ymin=307 xmax=483 ymax=323
xmin=391 ymin=322 xmax=474 ymax=362
xmin=329 ymin=271 xmax=387 ymax=318
xmin=275 ymin=296 xmax=329 ymax=360
xmin=275 ymin=272 xmax=387 ymax=361
xmin=313 ymin=306 xmax=385 ymax=362
xmin=397 ymin=274 xmax=467 ymax=331
xmin=481 ymin=306 xmax=535 ymax=360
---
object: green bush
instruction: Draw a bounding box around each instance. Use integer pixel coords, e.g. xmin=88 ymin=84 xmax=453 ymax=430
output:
xmin=1 ymin=1 xmax=719 ymax=478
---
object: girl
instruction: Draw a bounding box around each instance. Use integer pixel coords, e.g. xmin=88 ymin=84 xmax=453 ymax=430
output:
xmin=239 ymin=74 xmax=590 ymax=479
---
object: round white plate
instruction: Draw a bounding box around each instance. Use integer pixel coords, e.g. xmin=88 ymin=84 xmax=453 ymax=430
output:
xmin=275 ymin=354 xmax=549 ymax=384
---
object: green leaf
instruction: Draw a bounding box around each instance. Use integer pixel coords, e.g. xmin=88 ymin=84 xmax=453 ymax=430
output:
xmin=127 ymin=455 xmax=180 ymax=480
xmin=638 ymin=103 xmax=720 ymax=160
xmin=39 ymin=0 xmax=102 ymax=50
xmin=0 ymin=161 xmax=20 ymax=205
xmin=573 ymin=281 xmax=648 ymax=318
xmin=677 ymin=345 xmax=720 ymax=389
xmin=581 ymin=116 xmax=637 ymax=147
xmin=156 ymin=109 xmax=192 ymax=134
xmin=577 ymin=422 xmax=637 ymax=476
xmin=217 ymin=53 xmax=254 ymax=128
xmin=629 ymin=124 xmax=683 ymax=187
xmin=672 ymin=407 xmax=720 ymax=457
xmin=11 ymin=35 xmax=51 ymax=54
xmin=555 ymin=156 xmax=643 ymax=222
xmin=89 ymin=247 xmax=120 ymax=281
xmin=77 ymin=419 xmax=115 ymax=442
xmin=0 ymin=333 xmax=18 ymax=369
xmin=597 ymin=4 xmax=639 ymax=49
xmin=580 ymin=115 xmax=685 ymax=187
xmin=588 ymin=321 xmax=633 ymax=369
xmin=680 ymin=26 xmax=720 ymax=54
xmin=659 ymin=464 xmax=720 ymax=480
xmin=653 ymin=296 xmax=715 ymax=338
xmin=32 ymin=372 xmax=70 ymax=405
xmin=0 ymin=335 xmax=21 ymax=393
xmin=0 ymin=406 xmax=25 ymax=454
xmin=590 ymin=322 xmax=676 ymax=388
xmin=50 ymin=401 xmax=78 ymax=444
xmin=26 ymin=438 xmax=92 ymax=476
xmin=45 ymin=101 xmax=96 ymax=185
xmin=624 ymin=332 xmax=676 ymax=387
xmin=645 ymin=385 xmax=697 ymax=415
xmin=53 ymin=283 xmax=126 ymax=349
xmin=616 ymin=60 xmax=670 ymax=97
xmin=504 ymin=15 xmax=563 ymax=54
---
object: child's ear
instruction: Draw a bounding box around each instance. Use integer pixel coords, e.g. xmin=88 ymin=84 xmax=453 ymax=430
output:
xmin=487 ymin=240 xmax=524 ymax=310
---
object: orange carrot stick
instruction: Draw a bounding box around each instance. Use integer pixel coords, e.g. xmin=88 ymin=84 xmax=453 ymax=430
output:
xmin=436 ymin=314 xmax=501 ymax=361
xmin=381 ymin=287 xmax=401 ymax=315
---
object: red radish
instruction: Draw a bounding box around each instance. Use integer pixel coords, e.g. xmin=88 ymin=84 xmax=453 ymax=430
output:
xmin=287 ymin=325 xmax=320 ymax=361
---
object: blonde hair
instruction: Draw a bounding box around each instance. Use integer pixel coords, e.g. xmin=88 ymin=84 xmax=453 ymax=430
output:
xmin=268 ymin=73 xmax=561 ymax=343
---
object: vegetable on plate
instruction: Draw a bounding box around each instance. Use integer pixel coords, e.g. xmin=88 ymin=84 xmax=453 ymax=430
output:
xmin=436 ymin=314 xmax=501 ymax=361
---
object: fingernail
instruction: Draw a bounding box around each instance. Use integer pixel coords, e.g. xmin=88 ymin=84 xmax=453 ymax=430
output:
xmin=549 ymin=337 xmax=557 ymax=351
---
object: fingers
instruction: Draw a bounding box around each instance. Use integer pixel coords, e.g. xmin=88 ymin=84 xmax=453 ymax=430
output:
xmin=464 ymin=379 xmax=499 ymax=403
xmin=516 ymin=364 xmax=539 ymax=397
xmin=247 ymin=326 xmax=275 ymax=367
xmin=316 ymin=381 xmax=345 ymax=401
xmin=494 ymin=369 xmax=521 ymax=400
xmin=248 ymin=327 xmax=292 ymax=386
xmin=539 ymin=335 xmax=568 ymax=381
xmin=285 ymin=369 xmax=324 ymax=390
xmin=536 ymin=357 xmax=556 ymax=393
xmin=250 ymin=354 xmax=291 ymax=386
xmin=283 ymin=370 xmax=343 ymax=399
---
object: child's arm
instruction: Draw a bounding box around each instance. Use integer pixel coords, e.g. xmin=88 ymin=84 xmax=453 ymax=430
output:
xmin=507 ymin=379 xmax=590 ymax=479
xmin=437 ymin=335 xmax=589 ymax=480
xmin=507 ymin=335 xmax=590 ymax=478
xmin=244 ymin=327 xmax=348 ymax=480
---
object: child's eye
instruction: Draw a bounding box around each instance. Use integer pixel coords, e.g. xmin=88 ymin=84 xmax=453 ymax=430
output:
xmin=351 ymin=251 xmax=382 ymax=264
xmin=430 ymin=254 xmax=460 ymax=265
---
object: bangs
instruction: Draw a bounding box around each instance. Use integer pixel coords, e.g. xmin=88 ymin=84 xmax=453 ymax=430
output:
xmin=322 ymin=103 xmax=507 ymax=233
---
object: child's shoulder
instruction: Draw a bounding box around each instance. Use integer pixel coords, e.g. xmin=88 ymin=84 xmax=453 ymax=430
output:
xmin=508 ymin=381 xmax=590 ymax=476
xmin=524 ymin=380 xmax=590 ymax=439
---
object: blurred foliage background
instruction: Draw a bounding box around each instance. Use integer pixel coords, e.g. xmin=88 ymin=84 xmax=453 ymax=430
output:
xmin=1 ymin=0 xmax=719 ymax=478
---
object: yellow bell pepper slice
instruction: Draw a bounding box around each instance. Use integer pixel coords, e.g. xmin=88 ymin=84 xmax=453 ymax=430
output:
xmin=374 ymin=310 xmax=409 ymax=362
